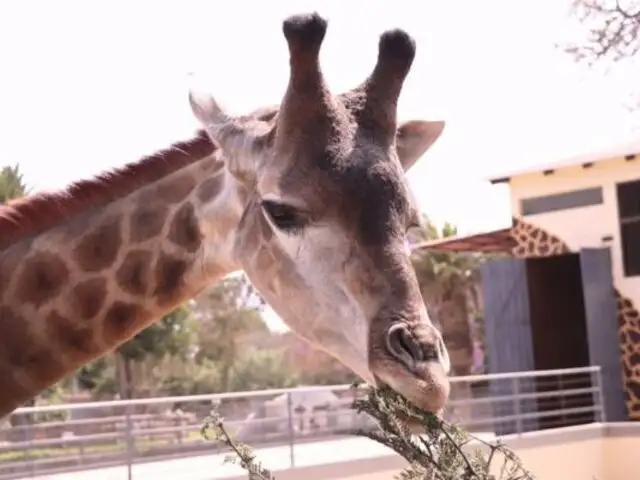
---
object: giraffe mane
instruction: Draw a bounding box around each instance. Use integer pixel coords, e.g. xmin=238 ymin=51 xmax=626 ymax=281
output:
xmin=0 ymin=129 xmax=215 ymax=251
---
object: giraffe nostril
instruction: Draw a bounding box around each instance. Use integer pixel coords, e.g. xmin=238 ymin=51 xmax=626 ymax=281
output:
xmin=387 ymin=323 xmax=424 ymax=368
xmin=437 ymin=335 xmax=451 ymax=374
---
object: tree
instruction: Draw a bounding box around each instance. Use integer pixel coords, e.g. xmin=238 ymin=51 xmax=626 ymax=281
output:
xmin=76 ymin=357 xmax=110 ymax=392
xmin=410 ymin=217 xmax=485 ymax=377
xmin=228 ymin=347 xmax=300 ymax=391
xmin=192 ymin=275 xmax=269 ymax=392
xmin=565 ymin=0 xmax=640 ymax=64
xmin=563 ymin=2 xmax=640 ymax=127
xmin=0 ymin=163 xmax=28 ymax=204
xmin=0 ymin=164 xmax=38 ymax=417
xmin=117 ymin=304 xmax=194 ymax=362
xmin=410 ymin=217 xmax=486 ymax=424
xmin=114 ymin=304 xmax=195 ymax=398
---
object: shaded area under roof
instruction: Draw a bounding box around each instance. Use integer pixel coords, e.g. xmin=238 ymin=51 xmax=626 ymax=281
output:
xmin=410 ymin=227 xmax=516 ymax=254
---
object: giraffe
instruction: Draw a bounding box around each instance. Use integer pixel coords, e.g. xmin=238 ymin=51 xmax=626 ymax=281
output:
xmin=0 ymin=13 xmax=451 ymax=418
xmin=510 ymin=217 xmax=640 ymax=420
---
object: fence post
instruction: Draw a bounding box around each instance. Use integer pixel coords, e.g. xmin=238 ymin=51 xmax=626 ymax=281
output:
xmin=117 ymin=356 xmax=134 ymax=480
xmin=286 ymin=392 xmax=295 ymax=468
xmin=25 ymin=412 xmax=36 ymax=478
xmin=124 ymin=404 xmax=134 ymax=480
xmin=595 ymin=367 xmax=607 ymax=423
xmin=513 ymin=377 xmax=522 ymax=435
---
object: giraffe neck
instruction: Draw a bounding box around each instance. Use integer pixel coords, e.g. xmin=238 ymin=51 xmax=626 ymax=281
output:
xmin=0 ymin=149 xmax=248 ymax=417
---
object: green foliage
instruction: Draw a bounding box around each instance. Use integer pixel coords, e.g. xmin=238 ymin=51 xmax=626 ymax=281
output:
xmin=410 ymin=216 xmax=484 ymax=297
xmin=0 ymin=163 xmax=29 ymax=204
xmin=155 ymin=358 xmax=222 ymax=396
xmin=192 ymin=276 xmax=269 ymax=391
xmin=351 ymin=383 xmax=533 ymax=479
xmin=410 ymin=217 xmax=487 ymax=377
xmin=203 ymin=382 xmax=535 ymax=480
xmin=76 ymin=358 xmax=110 ymax=391
xmin=31 ymin=385 xmax=70 ymax=423
xmin=227 ymin=348 xmax=299 ymax=392
xmin=117 ymin=304 xmax=194 ymax=362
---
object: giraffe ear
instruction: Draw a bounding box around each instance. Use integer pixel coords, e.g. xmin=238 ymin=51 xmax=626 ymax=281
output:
xmin=395 ymin=120 xmax=445 ymax=172
xmin=188 ymin=88 xmax=229 ymax=130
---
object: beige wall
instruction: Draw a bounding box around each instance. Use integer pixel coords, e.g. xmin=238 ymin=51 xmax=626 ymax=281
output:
xmin=508 ymin=157 xmax=640 ymax=301
xmin=220 ymin=423 xmax=639 ymax=480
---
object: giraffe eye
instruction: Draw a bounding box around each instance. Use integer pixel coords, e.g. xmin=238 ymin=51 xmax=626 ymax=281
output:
xmin=261 ymin=200 xmax=306 ymax=233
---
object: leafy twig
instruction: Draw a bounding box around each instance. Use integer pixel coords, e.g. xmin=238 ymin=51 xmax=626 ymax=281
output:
xmin=201 ymin=381 xmax=536 ymax=480
xmin=201 ymin=410 xmax=275 ymax=480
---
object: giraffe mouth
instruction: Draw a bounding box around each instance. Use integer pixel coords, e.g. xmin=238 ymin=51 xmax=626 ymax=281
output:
xmin=372 ymin=360 xmax=450 ymax=415
xmin=368 ymin=323 xmax=450 ymax=414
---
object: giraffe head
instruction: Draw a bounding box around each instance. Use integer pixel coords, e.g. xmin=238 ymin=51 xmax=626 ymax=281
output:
xmin=190 ymin=13 xmax=449 ymax=412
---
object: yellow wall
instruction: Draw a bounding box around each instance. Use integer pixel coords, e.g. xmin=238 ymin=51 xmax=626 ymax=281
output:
xmin=508 ymin=156 xmax=640 ymax=301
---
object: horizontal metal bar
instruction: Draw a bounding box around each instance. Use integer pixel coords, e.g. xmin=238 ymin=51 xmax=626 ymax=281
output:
xmin=447 ymin=386 xmax=599 ymax=407
xmin=462 ymin=407 xmax=599 ymax=429
xmin=11 ymin=366 xmax=601 ymax=415
xmin=0 ymin=450 xmax=127 ymax=470
xmin=0 ymin=413 xmax=180 ymax=434
xmin=0 ymin=430 xmax=125 ymax=451
xmin=0 ymin=365 xmax=603 ymax=480
xmin=449 ymin=365 xmax=599 ymax=383
xmin=4 ymin=403 xmax=603 ymax=454
xmin=486 ymin=405 xmax=601 ymax=424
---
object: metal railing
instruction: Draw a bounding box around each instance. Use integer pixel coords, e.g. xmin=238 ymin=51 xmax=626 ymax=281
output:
xmin=0 ymin=366 xmax=604 ymax=479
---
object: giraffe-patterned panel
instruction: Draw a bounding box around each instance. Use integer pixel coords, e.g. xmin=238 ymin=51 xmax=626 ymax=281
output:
xmin=509 ymin=217 xmax=640 ymax=420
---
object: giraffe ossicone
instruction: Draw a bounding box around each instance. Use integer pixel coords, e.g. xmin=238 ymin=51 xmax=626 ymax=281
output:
xmin=0 ymin=12 xmax=449 ymax=417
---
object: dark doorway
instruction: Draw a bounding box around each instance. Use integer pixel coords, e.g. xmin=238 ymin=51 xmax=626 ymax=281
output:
xmin=525 ymin=253 xmax=595 ymax=429
xmin=483 ymin=248 xmax=625 ymax=435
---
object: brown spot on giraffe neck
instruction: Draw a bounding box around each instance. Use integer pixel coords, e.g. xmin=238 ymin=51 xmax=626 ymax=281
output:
xmin=73 ymin=217 xmax=123 ymax=272
xmin=15 ymin=252 xmax=69 ymax=308
xmin=0 ymin=307 xmax=64 ymax=386
xmin=197 ymin=176 xmax=224 ymax=203
xmin=129 ymin=204 xmax=170 ymax=243
xmin=153 ymin=253 xmax=189 ymax=306
xmin=168 ymin=203 xmax=203 ymax=253
xmin=103 ymin=301 xmax=149 ymax=343
xmin=0 ymin=240 xmax=31 ymax=300
xmin=154 ymin=173 xmax=197 ymax=203
xmin=46 ymin=311 xmax=99 ymax=361
xmin=0 ymin=307 xmax=31 ymax=365
xmin=71 ymin=278 xmax=108 ymax=319
xmin=116 ymin=250 xmax=152 ymax=296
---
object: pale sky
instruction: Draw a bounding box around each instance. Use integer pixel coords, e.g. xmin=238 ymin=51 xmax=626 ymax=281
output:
xmin=1 ymin=0 xmax=638 ymax=331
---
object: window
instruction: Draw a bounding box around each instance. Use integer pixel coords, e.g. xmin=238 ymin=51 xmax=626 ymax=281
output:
xmin=520 ymin=187 xmax=603 ymax=216
xmin=616 ymin=179 xmax=640 ymax=277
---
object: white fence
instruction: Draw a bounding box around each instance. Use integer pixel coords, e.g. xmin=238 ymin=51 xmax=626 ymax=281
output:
xmin=0 ymin=366 xmax=604 ymax=479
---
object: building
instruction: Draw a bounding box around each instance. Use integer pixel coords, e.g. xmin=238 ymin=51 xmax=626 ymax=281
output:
xmin=413 ymin=139 xmax=640 ymax=424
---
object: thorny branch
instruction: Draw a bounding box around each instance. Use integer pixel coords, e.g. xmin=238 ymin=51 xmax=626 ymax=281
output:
xmin=201 ymin=381 xmax=536 ymax=480
xmin=201 ymin=412 xmax=274 ymax=480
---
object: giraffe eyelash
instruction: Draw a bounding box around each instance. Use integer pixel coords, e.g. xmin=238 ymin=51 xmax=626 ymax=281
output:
xmin=260 ymin=199 xmax=307 ymax=234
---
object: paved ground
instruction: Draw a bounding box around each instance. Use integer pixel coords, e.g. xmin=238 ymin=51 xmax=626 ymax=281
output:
xmin=28 ymin=431 xmax=498 ymax=480
xmin=28 ymin=436 xmax=396 ymax=480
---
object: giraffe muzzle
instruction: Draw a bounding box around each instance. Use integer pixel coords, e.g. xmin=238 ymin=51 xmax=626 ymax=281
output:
xmin=386 ymin=323 xmax=448 ymax=372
